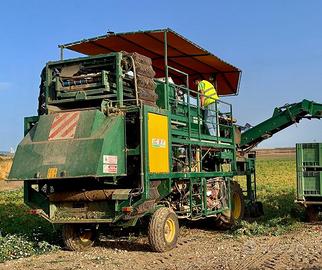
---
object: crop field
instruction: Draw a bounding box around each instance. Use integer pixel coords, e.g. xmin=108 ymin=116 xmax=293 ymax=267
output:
xmin=0 ymin=154 xmax=306 ymax=265
xmin=0 ymin=189 xmax=59 ymax=262
xmin=235 ymin=155 xmax=302 ymax=236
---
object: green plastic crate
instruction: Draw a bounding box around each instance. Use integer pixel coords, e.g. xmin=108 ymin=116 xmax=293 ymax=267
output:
xmin=297 ymin=171 xmax=322 ymax=197
xmin=296 ymin=143 xmax=322 ymax=167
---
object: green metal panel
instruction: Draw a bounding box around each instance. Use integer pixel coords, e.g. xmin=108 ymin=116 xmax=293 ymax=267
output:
xmin=24 ymin=182 xmax=49 ymax=213
xmin=24 ymin=116 xmax=39 ymax=136
xmin=155 ymin=82 xmax=168 ymax=109
xmin=9 ymin=110 xmax=126 ymax=180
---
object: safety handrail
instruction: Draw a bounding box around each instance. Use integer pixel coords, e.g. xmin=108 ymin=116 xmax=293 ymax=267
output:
xmin=167 ymin=83 xmax=234 ymax=143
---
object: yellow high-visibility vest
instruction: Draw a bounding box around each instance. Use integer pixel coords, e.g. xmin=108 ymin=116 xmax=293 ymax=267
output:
xmin=198 ymin=80 xmax=219 ymax=107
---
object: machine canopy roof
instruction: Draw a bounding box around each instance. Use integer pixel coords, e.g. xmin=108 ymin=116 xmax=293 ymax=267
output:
xmin=60 ymin=28 xmax=241 ymax=95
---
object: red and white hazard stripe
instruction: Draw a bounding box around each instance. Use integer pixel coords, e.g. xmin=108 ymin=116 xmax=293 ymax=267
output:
xmin=48 ymin=111 xmax=80 ymax=140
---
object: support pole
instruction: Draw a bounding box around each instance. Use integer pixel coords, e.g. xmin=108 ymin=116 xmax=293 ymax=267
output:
xmin=115 ymin=53 xmax=124 ymax=107
xmin=164 ymin=30 xmax=169 ymax=110
xmin=59 ymin=46 xmax=64 ymax=60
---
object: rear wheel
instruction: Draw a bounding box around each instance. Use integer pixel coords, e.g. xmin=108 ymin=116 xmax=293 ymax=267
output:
xmin=62 ymin=224 xmax=97 ymax=251
xmin=148 ymin=207 xmax=179 ymax=252
xmin=305 ymin=206 xmax=319 ymax=222
xmin=217 ymin=181 xmax=245 ymax=229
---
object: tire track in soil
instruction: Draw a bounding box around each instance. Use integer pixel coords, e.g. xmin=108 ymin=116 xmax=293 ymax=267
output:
xmin=232 ymin=237 xmax=287 ymax=270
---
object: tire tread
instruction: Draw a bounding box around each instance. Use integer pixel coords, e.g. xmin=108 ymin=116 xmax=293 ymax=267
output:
xmin=148 ymin=207 xmax=179 ymax=252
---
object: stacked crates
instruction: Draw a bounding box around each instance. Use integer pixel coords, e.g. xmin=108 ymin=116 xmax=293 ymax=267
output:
xmin=296 ymin=143 xmax=322 ymax=201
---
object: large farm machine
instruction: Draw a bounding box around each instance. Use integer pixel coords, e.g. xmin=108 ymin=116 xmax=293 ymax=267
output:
xmin=9 ymin=29 xmax=322 ymax=252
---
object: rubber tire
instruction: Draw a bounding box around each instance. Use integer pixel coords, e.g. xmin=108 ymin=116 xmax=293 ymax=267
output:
xmin=305 ymin=206 xmax=319 ymax=222
xmin=62 ymin=224 xmax=97 ymax=251
xmin=148 ymin=207 xmax=179 ymax=252
xmin=217 ymin=181 xmax=245 ymax=229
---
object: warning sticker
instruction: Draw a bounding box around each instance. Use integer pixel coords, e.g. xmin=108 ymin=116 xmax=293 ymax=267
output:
xmin=103 ymin=164 xmax=117 ymax=174
xmin=47 ymin=167 xmax=58 ymax=178
xmin=103 ymin=155 xmax=118 ymax=164
xmin=152 ymin=138 xmax=166 ymax=148
xmin=103 ymin=155 xmax=118 ymax=174
xmin=48 ymin=111 xmax=80 ymax=141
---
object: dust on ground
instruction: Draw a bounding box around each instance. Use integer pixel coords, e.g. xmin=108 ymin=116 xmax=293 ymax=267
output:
xmin=0 ymin=224 xmax=321 ymax=270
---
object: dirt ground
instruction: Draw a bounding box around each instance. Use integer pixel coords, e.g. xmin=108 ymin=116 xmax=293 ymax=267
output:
xmin=0 ymin=179 xmax=22 ymax=191
xmin=255 ymin=148 xmax=295 ymax=158
xmin=0 ymin=224 xmax=322 ymax=270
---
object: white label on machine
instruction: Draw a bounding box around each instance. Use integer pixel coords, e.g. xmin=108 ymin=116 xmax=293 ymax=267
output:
xmin=103 ymin=164 xmax=118 ymax=174
xmin=103 ymin=155 xmax=118 ymax=164
xmin=152 ymin=138 xmax=166 ymax=148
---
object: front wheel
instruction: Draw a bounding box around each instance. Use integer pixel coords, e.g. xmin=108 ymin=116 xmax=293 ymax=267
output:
xmin=62 ymin=224 xmax=97 ymax=251
xmin=148 ymin=207 xmax=179 ymax=252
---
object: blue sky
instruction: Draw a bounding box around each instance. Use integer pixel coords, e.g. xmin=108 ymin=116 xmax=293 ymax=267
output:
xmin=1 ymin=1 xmax=322 ymax=150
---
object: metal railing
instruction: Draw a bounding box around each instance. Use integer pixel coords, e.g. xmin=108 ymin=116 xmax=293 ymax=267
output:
xmin=167 ymin=83 xmax=234 ymax=144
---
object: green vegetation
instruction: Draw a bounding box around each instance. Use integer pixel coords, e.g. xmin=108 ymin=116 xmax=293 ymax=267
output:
xmin=0 ymin=189 xmax=59 ymax=262
xmin=234 ymin=156 xmax=304 ymax=236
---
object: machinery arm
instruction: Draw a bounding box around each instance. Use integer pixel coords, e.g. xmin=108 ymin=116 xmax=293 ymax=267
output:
xmin=239 ymin=99 xmax=322 ymax=152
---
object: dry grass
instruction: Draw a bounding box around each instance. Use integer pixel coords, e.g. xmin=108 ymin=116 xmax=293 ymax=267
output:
xmin=0 ymin=156 xmax=13 ymax=180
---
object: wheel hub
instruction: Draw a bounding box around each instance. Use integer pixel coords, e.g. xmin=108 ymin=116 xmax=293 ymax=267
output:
xmin=79 ymin=229 xmax=93 ymax=243
xmin=232 ymin=193 xmax=242 ymax=219
xmin=164 ymin=218 xmax=175 ymax=243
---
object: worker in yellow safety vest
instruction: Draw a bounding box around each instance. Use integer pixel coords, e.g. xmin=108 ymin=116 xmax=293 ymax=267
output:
xmin=194 ymin=78 xmax=219 ymax=136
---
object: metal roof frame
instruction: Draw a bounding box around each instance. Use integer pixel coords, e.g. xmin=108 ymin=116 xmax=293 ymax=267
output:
xmin=59 ymin=28 xmax=241 ymax=96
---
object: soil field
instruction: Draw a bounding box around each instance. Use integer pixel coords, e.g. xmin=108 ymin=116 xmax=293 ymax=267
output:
xmin=1 ymin=152 xmax=321 ymax=270
xmin=1 ymin=224 xmax=322 ymax=270
xmin=255 ymin=148 xmax=295 ymax=158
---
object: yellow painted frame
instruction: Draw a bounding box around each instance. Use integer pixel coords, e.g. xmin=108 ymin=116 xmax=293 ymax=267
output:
xmin=147 ymin=113 xmax=170 ymax=173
